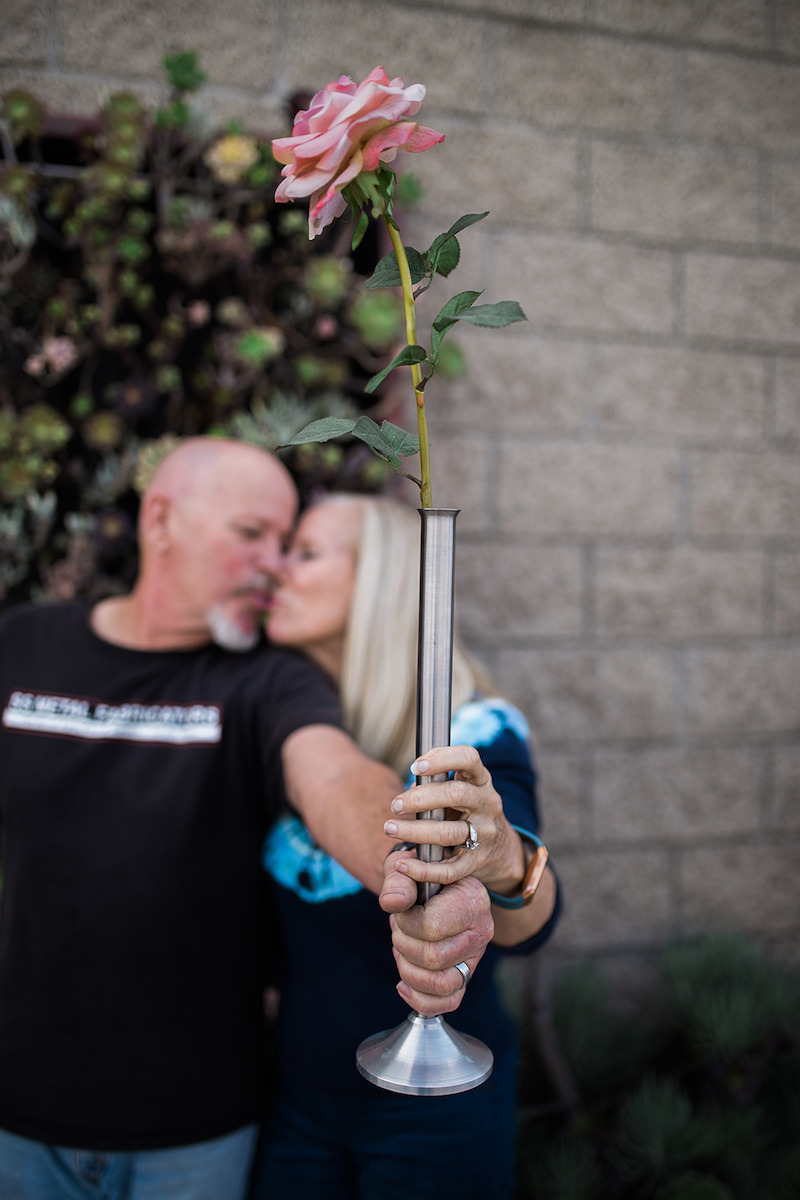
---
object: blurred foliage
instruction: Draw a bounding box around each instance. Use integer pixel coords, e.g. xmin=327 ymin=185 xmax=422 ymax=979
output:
xmin=0 ymin=53 xmax=408 ymax=606
xmin=517 ymin=933 xmax=800 ymax=1199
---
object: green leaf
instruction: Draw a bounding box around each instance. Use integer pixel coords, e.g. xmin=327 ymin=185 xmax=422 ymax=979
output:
xmin=351 ymin=209 xmax=369 ymax=252
xmin=432 ymin=290 xmax=484 ymax=330
xmin=432 ymin=235 xmax=460 ymax=277
xmin=351 ymin=416 xmax=419 ymax=469
xmin=364 ymin=344 xmax=429 ymax=394
xmin=277 ymin=417 xmax=358 ymax=449
xmin=452 ymin=300 xmax=527 ymax=328
xmin=427 ymin=212 xmax=488 ymax=274
xmin=431 ymin=289 xmax=483 ymax=359
xmin=276 ymin=416 xmax=418 ymax=475
xmin=365 ymin=247 xmax=428 ymax=289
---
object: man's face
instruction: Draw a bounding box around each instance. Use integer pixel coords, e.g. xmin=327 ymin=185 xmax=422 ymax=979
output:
xmin=167 ymin=456 xmax=298 ymax=651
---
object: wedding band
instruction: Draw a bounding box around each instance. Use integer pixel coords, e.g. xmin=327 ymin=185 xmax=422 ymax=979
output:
xmin=454 ymin=961 xmax=471 ymax=989
xmin=464 ymin=822 xmax=480 ymax=851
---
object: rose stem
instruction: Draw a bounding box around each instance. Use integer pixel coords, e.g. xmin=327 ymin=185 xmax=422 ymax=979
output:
xmin=382 ymin=213 xmax=432 ymax=510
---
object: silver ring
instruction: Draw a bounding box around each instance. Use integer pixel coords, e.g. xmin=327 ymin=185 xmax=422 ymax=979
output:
xmin=454 ymin=961 xmax=471 ymax=989
xmin=464 ymin=822 xmax=480 ymax=851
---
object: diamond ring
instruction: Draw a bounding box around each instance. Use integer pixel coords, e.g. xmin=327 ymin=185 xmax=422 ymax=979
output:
xmin=464 ymin=822 xmax=480 ymax=851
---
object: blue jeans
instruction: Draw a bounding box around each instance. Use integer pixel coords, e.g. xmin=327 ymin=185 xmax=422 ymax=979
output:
xmin=0 ymin=1123 xmax=258 ymax=1200
xmin=248 ymin=1053 xmax=517 ymax=1200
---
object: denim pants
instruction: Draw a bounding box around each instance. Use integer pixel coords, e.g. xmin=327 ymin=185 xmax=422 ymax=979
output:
xmin=248 ymin=1052 xmax=517 ymax=1200
xmin=0 ymin=1122 xmax=258 ymax=1200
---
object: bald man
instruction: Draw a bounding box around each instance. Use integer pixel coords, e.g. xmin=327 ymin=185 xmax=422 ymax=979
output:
xmin=0 ymin=439 xmax=493 ymax=1200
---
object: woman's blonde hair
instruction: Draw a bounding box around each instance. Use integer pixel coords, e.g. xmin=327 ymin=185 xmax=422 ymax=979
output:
xmin=315 ymin=493 xmax=494 ymax=777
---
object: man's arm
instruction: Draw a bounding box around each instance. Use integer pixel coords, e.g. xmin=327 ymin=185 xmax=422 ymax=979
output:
xmin=281 ymin=723 xmax=401 ymax=895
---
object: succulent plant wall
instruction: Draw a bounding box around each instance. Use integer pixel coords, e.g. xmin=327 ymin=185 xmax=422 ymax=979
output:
xmin=0 ymin=53 xmax=407 ymax=607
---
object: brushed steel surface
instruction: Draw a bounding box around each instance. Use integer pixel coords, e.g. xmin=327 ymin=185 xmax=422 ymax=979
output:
xmin=355 ymin=508 xmax=494 ymax=1095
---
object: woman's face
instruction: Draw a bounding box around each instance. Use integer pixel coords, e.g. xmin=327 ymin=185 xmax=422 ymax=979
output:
xmin=267 ymin=502 xmax=360 ymax=679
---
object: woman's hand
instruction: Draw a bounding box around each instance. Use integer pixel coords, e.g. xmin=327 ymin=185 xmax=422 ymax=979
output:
xmin=382 ymin=744 xmax=529 ymax=897
xmin=379 ymin=868 xmax=494 ymax=1014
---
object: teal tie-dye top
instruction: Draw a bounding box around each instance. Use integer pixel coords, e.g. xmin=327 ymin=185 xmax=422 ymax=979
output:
xmin=262 ymin=696 xmax=534 ymax=904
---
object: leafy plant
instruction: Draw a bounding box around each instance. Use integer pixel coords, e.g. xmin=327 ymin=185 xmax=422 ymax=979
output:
xmin=516 ymin=933 xmax=800 ymax=1200
xmin=612 ymin=1078 xmax=720 ymax=1185
xmin=0 ymin=53 xmax=403 ymax=606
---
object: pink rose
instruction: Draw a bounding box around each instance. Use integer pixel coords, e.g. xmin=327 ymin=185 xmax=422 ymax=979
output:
xmin=272 ymin=66 xmax=444 ymax=238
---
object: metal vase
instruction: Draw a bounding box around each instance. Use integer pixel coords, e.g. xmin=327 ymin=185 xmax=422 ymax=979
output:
xmin=355 ymin=509 xmax=494 ymax=1095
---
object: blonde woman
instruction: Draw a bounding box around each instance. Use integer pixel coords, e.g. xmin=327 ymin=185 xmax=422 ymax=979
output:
xmin=249 ymin=494 xmax=561 ymax=1200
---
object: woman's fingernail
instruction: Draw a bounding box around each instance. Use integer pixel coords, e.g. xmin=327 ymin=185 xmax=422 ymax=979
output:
xmin=411 ymin=759 xmax=430 ymax=775
xmin=384 ymin=821 xmax=398 ymax=836
xmin=396 ymin=982 xmax=412 ymax=1001
xmin=391 ymin=797 xmax=404 ymax=813
xmin=396 ymin=860 xmax=409 ymax=873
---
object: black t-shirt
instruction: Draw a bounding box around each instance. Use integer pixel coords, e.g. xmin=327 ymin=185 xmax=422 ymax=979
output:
xmin=0 ymin=601 xmax=343 ymax=1150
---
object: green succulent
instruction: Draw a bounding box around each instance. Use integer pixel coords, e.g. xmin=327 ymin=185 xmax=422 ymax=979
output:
xmin=133 ymin=435 xmax=182 ymax=494
xmin=0 ymin=165 xmax=35 ymax=203
xmin=0 ymin=195 xmax=36 ymax=249
xmin=348 ymin=291 xmax=404 ymax=350
xmin=69 ymin=393 xmax=94 ymax=420
xmin=163 ymin=50 xmax=206 ymax=93
xmin=294 ymin=355 xmax=347 ymax=388
xmin=234 ymin=327 xmax=285 ymax=367
xmin=216 ymin=297 xmax=251 ymax=327
xmin=18 ymin=404 xmax=72 ymax=453
xmin=0 ymin=410 xmax=16 ymax=451
xmin=92 ymin=163 xmax=130 ymax=196
xmin=304 ymin=257 xmax=352 ymax=307
xmin=2 ymin=88 xmax=45 ymax=140
xmin=105 ymin=141 xmax=143 ymax=169
xmin=104 ymin=92 xmax=145 ymax=123
xmin=0 ymin=456 xmax=44 ymax=501
xmin=125 ymin=208 xmax=153 ymax=235
xmin=126 ymin=178 xmax=151 ymax=202
xmin=247 ymin=222 xmax=272 ymax=249
xmin=83 ymin=411 xmax=125 ymax=452
xmin=0 ymin=50 xmax=404 ymax=604
xmin=278 ymin=210 xmax=308 ymax=238
xmin=103 ymin=325 xmax=141 ymax=350
xmin=161 ymin=314 xmax=185 ymax=341
xmin=155 ymin=100 xmax=190 ymax=131
xmin=210 ymin=220 xmax=236 ymax=242
xmin=156 ymin=365 xmax=181 ymax=393
xmin=116 ymin=233 xmax=149 ymax=264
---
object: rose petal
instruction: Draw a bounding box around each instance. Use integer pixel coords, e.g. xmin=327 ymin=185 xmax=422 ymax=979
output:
xmin=272 ymin=65 xmax=443 ymax=237
xmin=308 ymin=191 xmax=349 ymax=239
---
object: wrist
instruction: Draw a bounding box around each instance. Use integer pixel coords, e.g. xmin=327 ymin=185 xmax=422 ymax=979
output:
xmin=486 ymin=826 xmax=549 ymax=910
xmin=479 ymin=826 xmax=527 ymax=897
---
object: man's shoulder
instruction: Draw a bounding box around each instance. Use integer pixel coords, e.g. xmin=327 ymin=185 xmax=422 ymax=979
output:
xmin=228 ymin=642 xmax=343 ymax=731
xmin=234 ymin=640 xmax=336 ymax=694
xmin=0 ymin=599 xmax=86 ymax=636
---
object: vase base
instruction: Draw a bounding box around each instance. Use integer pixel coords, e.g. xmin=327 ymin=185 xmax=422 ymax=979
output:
xmin=355 ymin=1012 xmax=494 ymax=1096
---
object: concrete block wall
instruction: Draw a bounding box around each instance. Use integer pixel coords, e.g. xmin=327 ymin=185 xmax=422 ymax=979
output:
xmin=3 ymin=0 xmax=799 ymax=979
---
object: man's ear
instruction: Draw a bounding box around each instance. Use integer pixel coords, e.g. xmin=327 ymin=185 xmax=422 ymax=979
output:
xmin=140 ymin=492 xmax=172 ymax=554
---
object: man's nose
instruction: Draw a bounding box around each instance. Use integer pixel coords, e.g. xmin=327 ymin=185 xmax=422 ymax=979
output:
xmin=256 ymin=538 xmax=288 ymax=580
